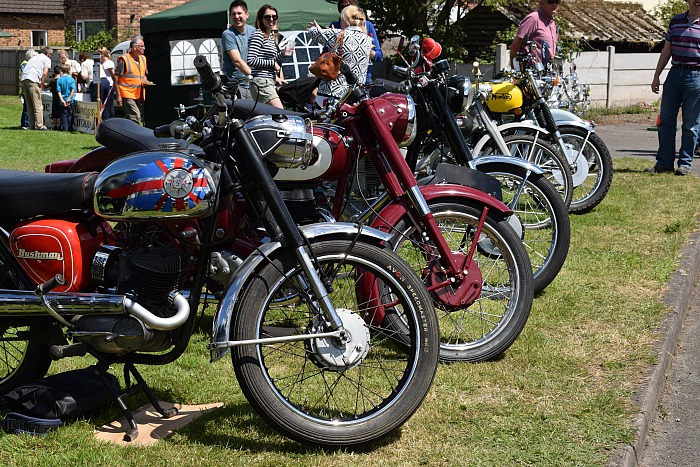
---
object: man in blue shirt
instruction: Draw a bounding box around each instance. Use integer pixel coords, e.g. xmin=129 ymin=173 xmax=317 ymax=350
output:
xmin=648 ymin=0 xmax=700 ymax=175
xmin=222 ymin=0 xmax=256 ymax=99
xmin=330 ymin=0 xmax=383 ymax=84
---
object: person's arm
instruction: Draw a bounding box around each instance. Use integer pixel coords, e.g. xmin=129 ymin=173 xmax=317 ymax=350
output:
xmin=510 ymin=36 xmax=523 ymax=67
xmin=67 ymin=83 xmax=75 ymax=105
xmin=651 ymin=41 xmax=672 ymax=94
xmin=39 ymin=67 xmax=49 ymax=89
xmin=366 ymin=22 xmax=382 ymax=62
xmin=114 ymin=58 xmax=123 ymax=104
xmin=247 ymin=31 xmax=280 ymax=70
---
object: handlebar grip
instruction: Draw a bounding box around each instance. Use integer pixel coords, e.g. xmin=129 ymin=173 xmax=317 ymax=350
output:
xmin=35 ymin=274 xmax=65 ymax=295
xmin=153 ymin=124 xmax=172 ymax=138
xmin=194 ymin=55 xmax=221 ymax=92
xmin=340 ymin=63 xmax=358 ymax=86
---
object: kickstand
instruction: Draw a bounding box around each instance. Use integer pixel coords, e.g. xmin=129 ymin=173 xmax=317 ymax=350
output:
xmin=94 ymin=362 xmax=179 ymax=442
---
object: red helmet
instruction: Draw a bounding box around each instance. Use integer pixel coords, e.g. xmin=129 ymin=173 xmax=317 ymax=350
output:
xmin=421 ymin=38 xmax=442 ymax=61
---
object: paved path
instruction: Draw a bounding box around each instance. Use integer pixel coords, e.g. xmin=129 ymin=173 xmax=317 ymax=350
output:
xmin=595 ymin=122 xmax=700 ymax=175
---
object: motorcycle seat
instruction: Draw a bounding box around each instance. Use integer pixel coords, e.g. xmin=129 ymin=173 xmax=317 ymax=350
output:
xmin=230 ymin=99 xmax=314 ymax=121
xmin=96 ymin=118 xmax=197 ymax=155
xmin=0 ymin=170 xmax=97 ymax=218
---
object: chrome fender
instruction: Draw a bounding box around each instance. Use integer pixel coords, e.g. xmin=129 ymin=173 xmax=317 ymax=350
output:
xmin=472 ymin=155 xmax=545 ymax=175
xmin=209 ymin=222 xmax=392 ymax=362
xmin=471 ymin=122 xmax=550 ymax=158
xmin=369 ymin=184 xmax=513 ymax=236
xmin=550 ymin=108 xmax=596 ymax=131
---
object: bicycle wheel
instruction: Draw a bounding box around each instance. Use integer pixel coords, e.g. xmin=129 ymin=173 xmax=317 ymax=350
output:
xmin=476 ymin=161 xmax=571 ymax=293
xmin=391 ymin=199 xmax=533 ymax=362
xmin=231 ymin=238 xmax=439 ymax=449
xmin=559 ymin=126 xmax=613 ymax=214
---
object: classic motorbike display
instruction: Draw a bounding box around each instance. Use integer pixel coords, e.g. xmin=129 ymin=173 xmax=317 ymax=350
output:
xmin=233 ymin=64 xmax=535 ymax=363
xmin=380 ymin=36 xmax=571 ymax=294
xmin=50 ymin=62 xmax=534 ymax=364
xmin=0 ymin=56 xmax=441 ymax=448
xmin=482 ymin=40 xmax=613 ymax=214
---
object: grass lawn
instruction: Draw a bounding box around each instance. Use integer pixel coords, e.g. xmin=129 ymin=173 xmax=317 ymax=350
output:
xmin=0 ymin=95 xmax=699 ymax=466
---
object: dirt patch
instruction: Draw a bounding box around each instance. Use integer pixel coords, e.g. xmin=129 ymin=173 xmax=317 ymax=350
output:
xmin=591 ymin=113 xmax=657 ymax=126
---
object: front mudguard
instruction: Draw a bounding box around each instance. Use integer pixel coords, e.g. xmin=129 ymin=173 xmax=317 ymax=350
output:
xmin=550 ymin=108 xmax=595 ymax=131
xmin=368 ymin=184 xmax=512 ymax=235
xmin=209 ymin=222 xmax=392 ymax=362
xmin=472 ymin=155 xmax=545 ymax=175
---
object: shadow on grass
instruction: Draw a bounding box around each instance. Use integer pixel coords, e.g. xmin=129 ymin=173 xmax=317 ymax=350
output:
xmin=175 ymin=401 xmax=401 ymax=453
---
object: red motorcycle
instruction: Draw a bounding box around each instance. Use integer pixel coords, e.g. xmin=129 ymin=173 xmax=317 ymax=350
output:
xmin=49 ymin=65 xmax=534 ymax=363
xmin=2 ymin=57 xmax=441 ymax=448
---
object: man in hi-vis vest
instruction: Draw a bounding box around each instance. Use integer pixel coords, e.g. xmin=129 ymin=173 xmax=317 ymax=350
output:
xmin=115 ymin=36 xmax=152 ymax=124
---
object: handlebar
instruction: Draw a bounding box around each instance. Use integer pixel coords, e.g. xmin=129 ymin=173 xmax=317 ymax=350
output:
xmin=193 ymin=55 xmax=222 ymax=93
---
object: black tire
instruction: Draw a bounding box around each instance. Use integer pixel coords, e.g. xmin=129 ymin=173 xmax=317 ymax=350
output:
xmin=0 ymin=324 xmax=53 ymax=394
xmin=498 ymin=134 xmax=574 ymax=209
xmin=477 ymin=162 xmax=571 ymax=293
xmin=231 ymin=239 xmax=439 ymax=449
xmin=558 ymin=126 xmax=614 ymax=214
xmin=390 ymin=199 xmax=534 ymax=362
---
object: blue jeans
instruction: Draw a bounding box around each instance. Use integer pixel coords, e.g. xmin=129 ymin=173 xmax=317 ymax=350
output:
xmin=656 ymin=67 xmax=700 ymax=169
xmin=59 ymin=103 xmax=73 ymax=131
xmin=20 ymin=96 xmax=29 ymax=128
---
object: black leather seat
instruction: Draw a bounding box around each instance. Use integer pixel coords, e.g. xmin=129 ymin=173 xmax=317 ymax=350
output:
xmin=0 ymin=170 xmax=97 ymax=217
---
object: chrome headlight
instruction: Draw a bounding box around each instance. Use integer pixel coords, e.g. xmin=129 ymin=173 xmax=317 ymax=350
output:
xmin=371 ymin=93 xmax=417 ymax=148
xmin=447 ymin=75 xmax=473 ymax=114
xmin=244 ymin=115 xmax=315 ymax=169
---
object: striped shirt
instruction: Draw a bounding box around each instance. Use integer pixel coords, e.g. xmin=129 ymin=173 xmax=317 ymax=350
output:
xmin=666 ymin=12 xmax=700 ymax=67
xmin=247 ymin=30 xmax=284 ymax=80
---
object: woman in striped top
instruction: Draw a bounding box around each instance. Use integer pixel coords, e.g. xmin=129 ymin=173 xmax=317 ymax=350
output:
xmin=247 ymin=5 xmax=294 ymax=108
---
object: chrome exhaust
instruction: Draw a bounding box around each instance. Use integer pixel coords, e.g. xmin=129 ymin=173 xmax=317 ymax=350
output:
xmin=0 ymin=289 xmax=190 ymax=331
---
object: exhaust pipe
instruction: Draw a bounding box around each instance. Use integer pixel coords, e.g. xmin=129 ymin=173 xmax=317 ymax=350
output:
xmin=0 ymin=290 xmax=190 ymax=331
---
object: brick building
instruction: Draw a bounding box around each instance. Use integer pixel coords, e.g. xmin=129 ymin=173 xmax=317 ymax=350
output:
xmin=0 ymin=0 xmax=192 ymax=49
xmin=0 ymin=1 xmax=65 ymax=48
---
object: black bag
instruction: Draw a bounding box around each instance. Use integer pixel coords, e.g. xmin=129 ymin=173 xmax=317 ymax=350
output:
xmin=0 ymin=367 xmax=120 ymax=435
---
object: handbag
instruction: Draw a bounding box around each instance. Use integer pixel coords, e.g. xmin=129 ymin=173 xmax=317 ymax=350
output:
xmin=309 ymin=32 xmax=344 ymax=81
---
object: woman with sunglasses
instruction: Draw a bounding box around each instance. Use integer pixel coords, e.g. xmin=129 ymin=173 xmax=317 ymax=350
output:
xmin=509 ymin=0 xmax=560 ymax=68
xmin=247 ymin=4 xmax=294 ymax=108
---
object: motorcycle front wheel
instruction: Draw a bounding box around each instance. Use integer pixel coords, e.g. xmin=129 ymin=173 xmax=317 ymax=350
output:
xmin=559 ymin=126 xmax=614 ymax=214
xmin=476 ymin=162 xmax=571 ymax=294
xmin=390 ymin=199 xmax=534 ymax=362
xmin=231 ymin=238 xmax=439 ymax=449
xmin=497 ymin=134 xmax=574 ymax=209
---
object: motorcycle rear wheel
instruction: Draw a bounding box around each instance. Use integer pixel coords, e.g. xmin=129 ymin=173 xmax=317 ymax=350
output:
xmin=390 ymin=199 xmax=534 ymax=362
xmin=477 ymin=162 xmax=571 ymax=293
xmin=231 ymin=238 xmax=439 ymax=449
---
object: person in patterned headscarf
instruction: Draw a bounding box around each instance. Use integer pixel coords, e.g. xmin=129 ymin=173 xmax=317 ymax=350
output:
xmin=307 ymin=5 xmax=372 ymax=99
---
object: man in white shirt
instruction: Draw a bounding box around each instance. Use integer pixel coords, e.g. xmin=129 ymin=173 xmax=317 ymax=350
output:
xmin=20 ymin=47 xmax=53 ymax=130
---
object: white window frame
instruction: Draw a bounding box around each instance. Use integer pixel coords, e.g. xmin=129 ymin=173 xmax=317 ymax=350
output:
xmin=75 ymin=19 xmax=106 ymax=42
xmin=31 ymin=30 xmax=47 ymax=48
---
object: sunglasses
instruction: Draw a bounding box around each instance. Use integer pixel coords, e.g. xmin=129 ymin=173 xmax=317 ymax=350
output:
xmin=263 ymin=14 xmax=278 ymax=21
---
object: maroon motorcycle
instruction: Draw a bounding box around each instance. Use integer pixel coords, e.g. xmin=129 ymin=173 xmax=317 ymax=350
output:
xmin=49 ymin=64 xmax=533 ymax=363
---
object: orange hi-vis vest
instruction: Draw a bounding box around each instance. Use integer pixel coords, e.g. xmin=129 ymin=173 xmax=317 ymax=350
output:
xmin=117 ymin=53 xmax=147 ymax=100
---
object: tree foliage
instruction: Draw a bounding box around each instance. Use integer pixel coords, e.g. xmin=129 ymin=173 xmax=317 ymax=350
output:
xmin=362 ymin=0 xmax=518 ymax=62
xmin=652 ymin=0 xmax=687 ymax=26
xmin=362 ymin=0 xmax=582 ymax=63
xmin=63 ymin=27 xmax=132 ymax=53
